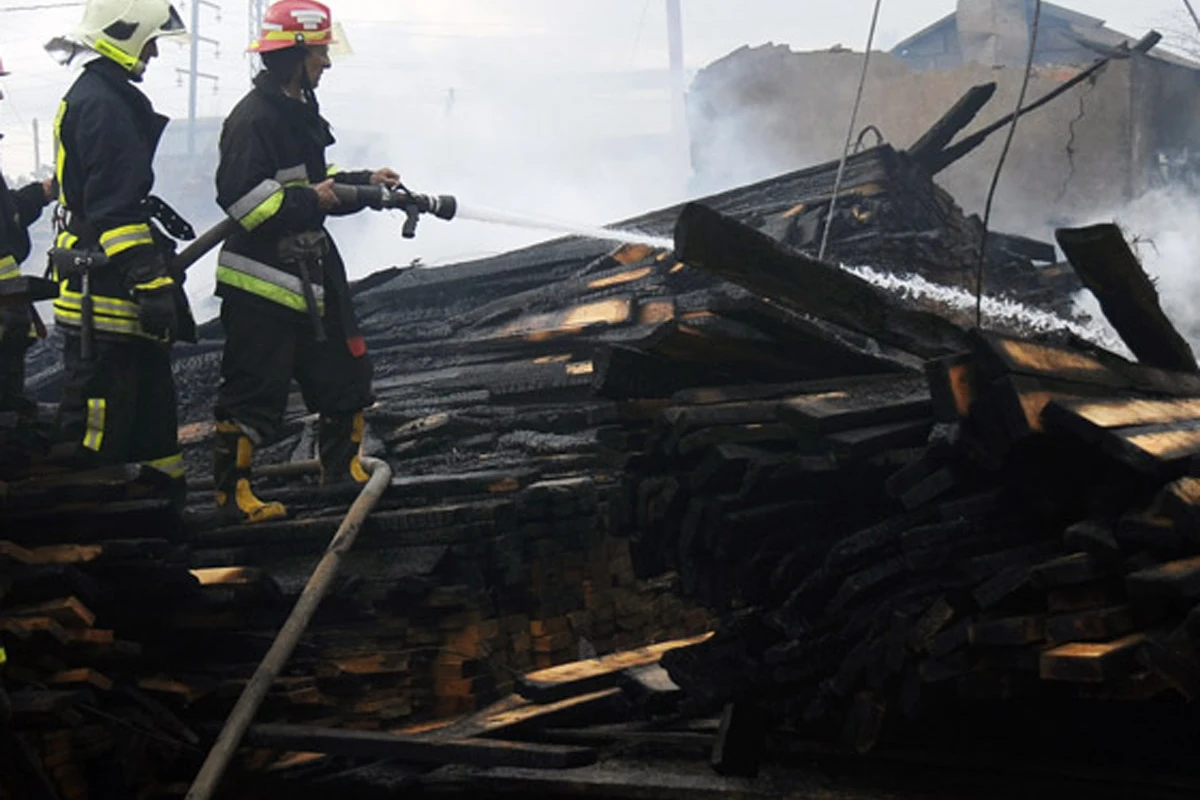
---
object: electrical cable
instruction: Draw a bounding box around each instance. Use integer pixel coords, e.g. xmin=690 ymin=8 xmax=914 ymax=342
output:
xmin=0 ymin=1 xmax=82 ymax=11
xmin=818 ymin=0 xmax=883 ymax=263
xmin=974 ymin=0 xmax=1042 ymax=328
xmin=1184 ymin=0 xmax=1200 ymax=34
xmin=628 ymin=0 xmax=651 ymax=67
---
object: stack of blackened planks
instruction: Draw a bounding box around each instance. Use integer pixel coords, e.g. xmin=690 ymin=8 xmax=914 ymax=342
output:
xmin=607 ymin=203 xmax=1200 ymax=760
xmin=0 ymin=476 xmax=202 ymax=800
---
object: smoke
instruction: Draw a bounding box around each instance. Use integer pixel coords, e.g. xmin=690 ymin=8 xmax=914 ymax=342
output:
xmin=1105 ymin=186 xmax=1200 ymax=351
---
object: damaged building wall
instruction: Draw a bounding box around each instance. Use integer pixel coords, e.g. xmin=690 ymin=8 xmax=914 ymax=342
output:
xmin=1131 ymin=55 xmax=1200 ymax=196
xmin=956 ymin=0 xmax=1030 ymax=68
xmin=687 ymin=44 xmax=1151 ymax=237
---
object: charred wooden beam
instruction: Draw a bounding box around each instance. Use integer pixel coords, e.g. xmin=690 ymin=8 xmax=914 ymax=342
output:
xmin=242 ymin=724 xmax=597 ymax=769
xmin=907 ymin=82 xmax=997 ymax=169
xmin=924 ymin=32 xmax=1162 ymax=176
xmin=673 ymin=203 xmax=970 ymax=359
xmin=1056 ymin=224 xmax=1196 ymax=374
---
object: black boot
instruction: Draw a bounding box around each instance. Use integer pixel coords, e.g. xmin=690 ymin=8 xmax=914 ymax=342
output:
xmin=319 ymin=412 xmax=369 ymax=486
xmin=213 ymin=422 xmax=287 ymax=524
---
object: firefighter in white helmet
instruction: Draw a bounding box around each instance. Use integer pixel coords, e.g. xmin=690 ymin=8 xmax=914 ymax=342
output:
xmin=47 ymin=0 xmax=195 ymax=501
xmin=0 ymin=54 xmax=55 ymax=419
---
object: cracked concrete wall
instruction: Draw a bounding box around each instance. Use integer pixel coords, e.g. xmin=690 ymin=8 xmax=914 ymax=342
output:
xmin=686 ymin=44 xmax=1172 ymax=240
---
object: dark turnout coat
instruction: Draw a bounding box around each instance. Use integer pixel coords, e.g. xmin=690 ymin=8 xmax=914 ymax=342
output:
xmin=52 ymin=57 xmax=192 ymax=342
xmin=215 ymin=70 xmax=370 ymax=345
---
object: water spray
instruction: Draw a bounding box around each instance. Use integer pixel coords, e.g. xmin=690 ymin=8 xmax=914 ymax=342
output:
xmin=453 ymin=202 xmax=674 ymax=250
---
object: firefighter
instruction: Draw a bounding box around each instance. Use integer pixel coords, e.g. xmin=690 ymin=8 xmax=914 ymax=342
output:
xmin=48 ymin=0 xmax=194 ymax=499
xmin=0 ymin=55 xmax=55 ymax=418
xmin=213 ymin=0 xmax=397 ymax=524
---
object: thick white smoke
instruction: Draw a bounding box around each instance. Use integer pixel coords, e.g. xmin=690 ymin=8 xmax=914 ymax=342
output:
xmin=1105 ymin=187 xmax=1200 ymax=351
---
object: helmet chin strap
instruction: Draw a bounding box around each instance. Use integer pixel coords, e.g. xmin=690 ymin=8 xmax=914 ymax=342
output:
xmin=284 ymin=45 xmax=319 ymax=111
xmin=300 ymin=64 xmax=318 ymax=111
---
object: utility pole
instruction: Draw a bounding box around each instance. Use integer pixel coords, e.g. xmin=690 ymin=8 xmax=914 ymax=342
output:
xmin=665 ymin=0 xmax=688 ymax=183
xmin=248 ymin=0 xmax=266 ymax=80
xmin=180 ymin=0 xmax=221 ymax=156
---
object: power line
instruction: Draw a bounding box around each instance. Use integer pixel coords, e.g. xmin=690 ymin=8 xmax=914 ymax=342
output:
xmin=818 ymin=0 xmax=884 ymax=263
xmin=1184 ymin=0 xmax=1200 ymax=34
xmin=0 ymin=1 xmax=82 ymax=11
xmin=974 ymin=0 xmax=1043 ymax=327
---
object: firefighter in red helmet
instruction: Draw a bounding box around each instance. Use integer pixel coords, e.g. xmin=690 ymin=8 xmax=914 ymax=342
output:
xmin=0 ymin=55 xmax=55 ymax=418
xmin=213 ymin=0 xmax=398 ymax=523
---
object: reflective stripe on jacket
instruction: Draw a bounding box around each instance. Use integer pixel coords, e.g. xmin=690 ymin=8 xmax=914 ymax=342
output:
xmin=52 ymin=59 xmax=184 ymax=340
xmin=215 ymin=70 xmax=371 ymax=320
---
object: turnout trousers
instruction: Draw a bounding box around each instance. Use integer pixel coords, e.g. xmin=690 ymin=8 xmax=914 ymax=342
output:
xmin=56 ymin=333 xmax=184 ymax=478
xmin=214 ymin=300 xmax=374 ymax=444
xmin=0 ymin=306 xmax=32 ymax=414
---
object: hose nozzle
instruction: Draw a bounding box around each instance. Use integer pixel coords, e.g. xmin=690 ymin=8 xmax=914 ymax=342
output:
xmin=411 ymin=194 xmax=457 ymax=222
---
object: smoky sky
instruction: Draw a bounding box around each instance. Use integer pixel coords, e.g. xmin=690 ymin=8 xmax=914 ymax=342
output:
xmin=0 ymin=0 xmax=1194 ymax=314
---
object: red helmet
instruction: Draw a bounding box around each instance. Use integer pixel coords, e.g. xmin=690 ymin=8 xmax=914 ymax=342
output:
xmin=249 ymin=0 xmax=335 ymax=53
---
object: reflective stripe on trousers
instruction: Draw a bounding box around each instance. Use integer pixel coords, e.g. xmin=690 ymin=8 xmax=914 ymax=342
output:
xmin=143 ymin=452 xmax=185 ymax=480
xmin=83 ymin=397 xmax=106 ymax=451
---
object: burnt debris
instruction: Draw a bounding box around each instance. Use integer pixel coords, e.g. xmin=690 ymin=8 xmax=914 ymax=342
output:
xmin=2 ymin=91 xmax=1197 ymax=799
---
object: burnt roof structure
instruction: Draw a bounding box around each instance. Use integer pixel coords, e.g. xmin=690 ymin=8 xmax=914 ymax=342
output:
xmin=892 ymin=0 xmax=1200 ymax=71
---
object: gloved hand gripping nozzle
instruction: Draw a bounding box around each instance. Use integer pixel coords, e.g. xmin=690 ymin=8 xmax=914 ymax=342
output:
xmin=330 ymin=184 xmax=457 ymax=238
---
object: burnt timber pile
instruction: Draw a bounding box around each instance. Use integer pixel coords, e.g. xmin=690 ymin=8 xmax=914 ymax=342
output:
xmin=0 ymin=94 xmax=1193 ymax=798
xmin=620 ymin=207 xmax=1200 ymax=772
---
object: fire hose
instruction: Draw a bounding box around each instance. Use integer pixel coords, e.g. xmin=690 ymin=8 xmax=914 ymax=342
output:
xmin=50 ymin=183 xmax=456 ymax=354
xmin=172 ymin=183 xmax=458 ymax=273
xmin=183 ymin=456 xmax=393 ymax=800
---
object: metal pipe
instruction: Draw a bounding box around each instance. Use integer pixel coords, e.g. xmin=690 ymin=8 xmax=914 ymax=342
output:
xmin=183 ymin=456 xmax=393 ymax=800
xmin=188 ymin=0 xmax=200 ymax=156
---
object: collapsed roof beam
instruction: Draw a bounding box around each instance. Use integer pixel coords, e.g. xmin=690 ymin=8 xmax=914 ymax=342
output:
xmin=920 ymin=30 xmax=1163 ymax=176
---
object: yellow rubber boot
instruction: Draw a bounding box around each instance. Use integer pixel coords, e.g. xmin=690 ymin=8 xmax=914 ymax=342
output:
xmin=213 ymin=422 xmax=288 ymax=524
xmin=319 ymin=412 xmax=370 ymax=486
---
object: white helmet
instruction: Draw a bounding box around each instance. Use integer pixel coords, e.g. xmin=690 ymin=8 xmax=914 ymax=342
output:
xmin=72 ymin=0 xmax=186 ymax=77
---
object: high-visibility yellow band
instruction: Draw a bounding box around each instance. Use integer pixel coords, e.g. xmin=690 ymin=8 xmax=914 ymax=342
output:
xmin=56 ymin=285 xmax=140 ymax=319
xmin=55 ymin=282 xmax=152 ymax=339
xmin=216 ymin=265 xmax=322 ymax=314
xmin=0 ymin=255 xmax=18 ymax=280
xmin=54 ymin=100 xmax=68 ymax=207
xmin=92 ymin=39 xmax=140 ymax=73
xmin=83 ymin=397 xmax=106 ymax=452
xmin=242 ymin=192 xmax=285 ymax=231
xmin=228 ymin=178 xmax=286 ymax=231
xmin=55 ymin=231 xmax=79 ymax=250
xmin=134 ymin=277 xmax=175 ymax=292
xmin=258 ymin=28 xmax=332 ymax=44
xmin=54 ymin=306 xmax=147 ymax=338
xmin=99 ymin=224 xmax=154 ymax=257
xmin=143 ymin=453 xmax=186 ymax=480
xmin=0 ymin=646 xmax=6 ymax=666
xmin=326 ymin=164 xmax=339 ymax=177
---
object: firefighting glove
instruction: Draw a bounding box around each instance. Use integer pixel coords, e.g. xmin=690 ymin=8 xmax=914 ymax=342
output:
xmin=134 ymin=279 xmax=180 ymax=342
